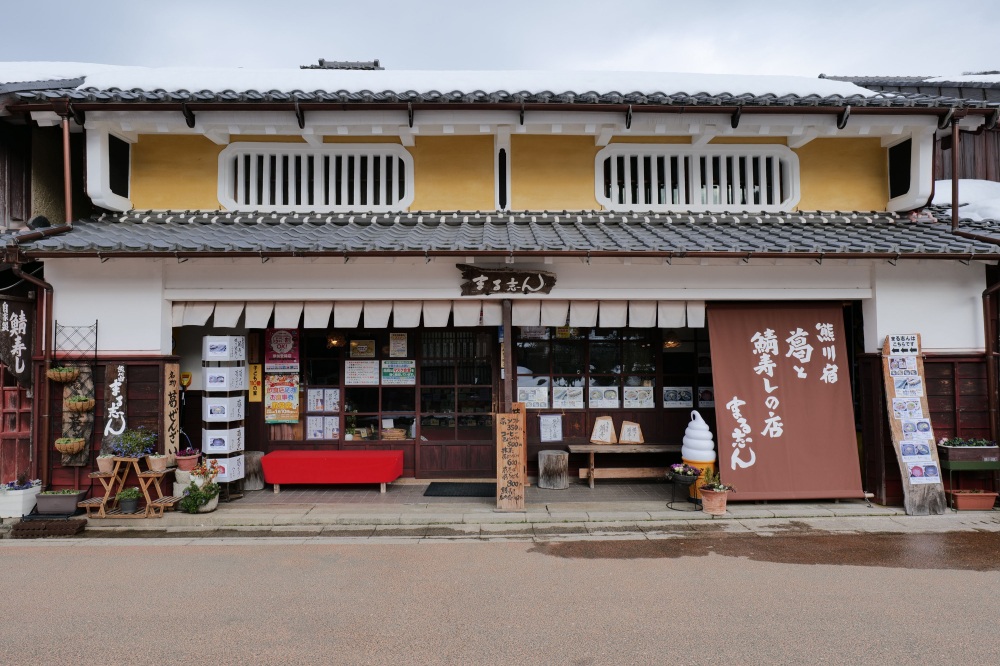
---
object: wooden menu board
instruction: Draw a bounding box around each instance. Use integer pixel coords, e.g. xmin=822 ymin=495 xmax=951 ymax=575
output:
xmin=496 ymin=413 xmax=526 ymax=511
xmin=510 ymin=402 xmax=528 ymax=486
xmin=882 ymin=334 xmax=946 ymax=515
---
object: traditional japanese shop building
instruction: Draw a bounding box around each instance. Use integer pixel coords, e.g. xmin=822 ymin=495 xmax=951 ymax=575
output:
xmin=2 ymin=61 xmax=1000 ymax=504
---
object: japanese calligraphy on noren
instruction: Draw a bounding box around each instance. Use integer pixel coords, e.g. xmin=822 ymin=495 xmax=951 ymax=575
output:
xmin=457 ymin=264 xmax=556 ymax=296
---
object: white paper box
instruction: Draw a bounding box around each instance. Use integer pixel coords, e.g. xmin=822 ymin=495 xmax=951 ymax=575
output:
xmin=202 ymin=396 xmax=245 ymax=422
xmin=214 ymin=454 xmax=245 ymax=482
xmin=202 ymin=336 xmax=247 ymax=362
xmin=203 ymin=427 xmax=245 ymax=454
xmin=203 ymin=366 xmax=248 ymax=392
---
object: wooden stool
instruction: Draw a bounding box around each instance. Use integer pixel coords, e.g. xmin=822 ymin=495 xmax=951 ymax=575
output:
xmin=537 ymin=450 xmax=569 ymax=489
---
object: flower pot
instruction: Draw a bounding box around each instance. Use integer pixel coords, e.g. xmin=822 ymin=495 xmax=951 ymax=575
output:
xmin=96 ymin=456 xmax=115 ymax=474
xmin=146 ymin=455 xmax=167 ymax=472
xmin=65 ymin=398 xmax=95 ymax=413
xmin=175 ymin=454 xmax=199 ymax=471
xmin=46 ymin=367 xmax=80 ymax=382
xmin=0 ymin=485 xmax=41 ymax=518
xmin=119 ymin=497 xmax=140 ymax=514
xmin=54 ymin=437 xmax=87 ymax=455
xmin=35 ymin=490 xmax=87 ymax=515
xmin=197 ymin=495 xmax=219 ymax=513
xmin=949 ymin=491 xmax=998 ymax=510
xmin=668 ymin=473 xmax=699 ymax=487
xmin=700 ymin=488 xmax=729 ymax=516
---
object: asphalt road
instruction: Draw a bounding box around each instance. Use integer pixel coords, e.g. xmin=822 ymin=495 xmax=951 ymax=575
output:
xmin=2 ymin=531 xmax=998 ymax=665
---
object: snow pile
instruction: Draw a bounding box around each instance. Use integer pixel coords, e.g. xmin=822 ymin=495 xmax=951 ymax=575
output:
xmin=0 ymin=61 xmax=878 ymax=98
xmin=932 ymin=179 xmax=1000 ymax=221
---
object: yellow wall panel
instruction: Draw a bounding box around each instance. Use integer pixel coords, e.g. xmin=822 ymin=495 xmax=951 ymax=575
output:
xmin=409 ymin=136 xmax=493 ymax=211
xmin=796 ymin=138 xmax=887 ymax=211
xmin=131 ymin=135 xmax=222 ymax=210
xmin=512 ymin=136 xmax=599 ymax=210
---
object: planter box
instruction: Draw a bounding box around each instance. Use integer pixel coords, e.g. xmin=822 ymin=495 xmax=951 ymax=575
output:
xmin=0 ymin=485 xmax=41 ymax=518
xmin=35 ymin=490 xmax=88 ymax=515
xmin=937 ymin=445 xmax=1000 ymax=462
xmin=949 ymin=491 xmax=999 ymax=511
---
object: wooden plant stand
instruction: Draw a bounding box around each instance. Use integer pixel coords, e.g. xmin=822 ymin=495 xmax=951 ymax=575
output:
xmin=80 ymin=456 xmax=181 ymax=518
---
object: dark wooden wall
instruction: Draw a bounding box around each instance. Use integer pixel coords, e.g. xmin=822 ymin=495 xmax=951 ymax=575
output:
xmin=936 ymin=130 xmax=1000 ymax=182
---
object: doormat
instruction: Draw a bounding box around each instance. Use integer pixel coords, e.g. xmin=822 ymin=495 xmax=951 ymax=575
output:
xmin=11 ymin=519 xmax=87 ymax=539
xmin=423 ymin=482 xmax=496 ymax=497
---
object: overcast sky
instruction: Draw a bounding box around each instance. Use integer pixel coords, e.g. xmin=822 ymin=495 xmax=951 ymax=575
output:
xmin=3 ymin=0 xmax=997 ymax=78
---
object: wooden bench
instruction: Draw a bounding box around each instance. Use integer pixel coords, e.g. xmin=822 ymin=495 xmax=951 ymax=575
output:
xmin=261 ymin=450 xmax=404 ymax=493
xmin=568 ymin=444 xmax=681 ymax=488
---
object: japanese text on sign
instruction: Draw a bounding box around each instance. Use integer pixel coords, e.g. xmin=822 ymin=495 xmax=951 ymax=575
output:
xmin=457 ymin=264 xmax=556 ymax=296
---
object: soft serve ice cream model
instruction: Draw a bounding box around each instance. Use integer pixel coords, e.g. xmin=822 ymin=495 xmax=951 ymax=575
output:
xmin=681 ymin=411 xmax=716 ymax=498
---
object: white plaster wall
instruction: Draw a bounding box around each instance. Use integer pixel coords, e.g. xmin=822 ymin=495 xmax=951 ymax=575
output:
xmin=863 ymin=261 xmax=987 ymax=353
xmin=45 ymin=258 xmax=170 ymax=355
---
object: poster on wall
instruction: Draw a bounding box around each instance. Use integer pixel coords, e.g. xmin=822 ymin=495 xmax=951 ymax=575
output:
xmin=697 ymin=386 xmax=715 ymax=408
xmin=662 ymin=387 xmax=694 ymax=408
xmin=324 ymin=388 xmax=341 ymax=412
xmin=264 ymin=329 xmax=300 ymax=372
xmin=265 ymin=374 xmax=300 ymax=423
xmin=552 ymin=387 xmax=584 ymax=409
xmin=624 ymin=387 xmax=655 ymax=409
xmin=539 ymin=414 xmax=563 ymax=442
xmin=324 ymin=416 xmax=340 ymax=440
xmin=306 ymin=416 xmax=324 ymax=440
xmin=381 ymin=360 xmax=416 ymax=385
xmin=708 ymin=304 xmax=864 ymax=500
xmin=390 ymin=333 xmax=407 ymax=358
xmin=516 ymin=386 xmax=549 ymax=409
xmin=588 ymin=386 xmax=619 ymax=408
xmin=345 ymin=360 xmax=380 ymax=385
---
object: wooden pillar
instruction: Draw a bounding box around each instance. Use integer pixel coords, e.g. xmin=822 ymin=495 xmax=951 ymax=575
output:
xmin=502 ymin=298 xmax=513 ymax=412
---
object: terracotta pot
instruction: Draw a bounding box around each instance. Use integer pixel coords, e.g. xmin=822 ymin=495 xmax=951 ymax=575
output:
xmin=949 ymin=491 xmax=998 ymax=510
xmin=96 ymin=456 xmax=115 ymax=474
xmin=146 ymin=455 xmax=168 ymax=472
xmin=700 ymin=488 xmax=729 ymax=516
xmin=175 ymin=454 xmax=199 ymax=471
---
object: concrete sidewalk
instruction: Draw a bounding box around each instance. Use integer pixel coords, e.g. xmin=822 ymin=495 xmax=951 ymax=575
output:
xmin=5 ymin=483 xmax=999 ymax=542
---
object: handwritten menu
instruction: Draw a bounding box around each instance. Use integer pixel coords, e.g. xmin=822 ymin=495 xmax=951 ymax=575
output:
xmin=496 ymin=413 xmax=525 ymax=511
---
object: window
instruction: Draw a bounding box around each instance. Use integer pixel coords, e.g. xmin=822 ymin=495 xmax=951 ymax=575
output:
xmin=420 ymin=331 xmax=494 ymax=441
xmin=218 ymin=143 xmax=414 ymax=212
xmin=888 ymin=138 xmax=912 ymax=200
xmin=108 ymin=134 xmax=131 ymax=198
xmin=595 ymin=144 xmax=799 ymax=213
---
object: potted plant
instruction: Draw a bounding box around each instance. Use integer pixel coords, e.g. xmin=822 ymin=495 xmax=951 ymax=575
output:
xmin=937 ymin=437 xmax=1000 ymax=462
xmin=115 ymin=487 xmax=143 ymax=514
xmin=0 ymin=473 xmax=42 ymax=518
xmin=146 ymin=452 xmax=168 ymax=473
xmin=948 ymin=489 xmax=998 ymax=511
xmin=96 ymin=452 xmax=116 ymax=474
xmin=54 ymin=436 xmax=87 ymax=455
xmin=667 ymin=463 xmax=703 ymax=487
xmin=175 ymin=447 xmax=201 ymax=472
xmin=107 ymin=426 xmax=157 ymax=460
xmin=699 ymin=469 xmax=735 ymax=516
xmin=35 ymin=488 xmax=88 ymax=514
xmin=46 ymin=365 xmax=80 ymax=382
xmin=179 ymin=460 xmax=220 ymax=514
xmin=64 ymin=395 xmax=95 ymax=413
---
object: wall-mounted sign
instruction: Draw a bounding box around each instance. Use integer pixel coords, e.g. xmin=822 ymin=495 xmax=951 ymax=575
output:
xmin=248 ymin=364 xmax=262 ymax=402
xmin=164 ymin=363 xmax=180 ymax=456
xmin=0 ymin=297 xmax=33 ymax=387
xmin=265 ymin=328 xmax=299 ymax=373
xmin=350 ymin=339 xmax=376 ymax=359
xmin=457 ymin=264 xmax=556 ymax=296
xmin=381 ymin=360 xmax=416 ymax=385
xmin=389 ymin=333 xmax=407 ymax=358
xmin=345 ymin=360 xmax=379 ymax=385
xmin=103 ymin=364 xmax=127 ymax=440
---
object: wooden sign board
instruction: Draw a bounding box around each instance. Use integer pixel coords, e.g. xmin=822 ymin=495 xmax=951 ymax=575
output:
xmin=510 ymin=402 xmax=528 ymax=486
xmin=619 ymin=421 xmax=644 ymax=444
xmin=164 ymin=363 xmax=181 ymax=458
xmin=103 ymin=363 xmax=128 ymax=444
xmin=882 ymin=334 xmax=946 ymax=515
xmin=496 ymin=413 xmax=526 ymax=511
xmin=590 ymin=416 xmax=617 ymax=444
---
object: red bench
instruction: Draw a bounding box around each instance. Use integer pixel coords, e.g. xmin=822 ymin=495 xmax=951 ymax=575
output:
xmin=261 ymin=450 xmax=404 ymax=494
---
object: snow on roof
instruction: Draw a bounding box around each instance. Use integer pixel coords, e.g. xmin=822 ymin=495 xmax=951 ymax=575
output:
xmin=927 ymin=74 xmax=1000 ymax=84
xmin=0 ymin=61 xmax=877 ymax=98
xmin=932 ymin=179 xmax=1000 ymax=221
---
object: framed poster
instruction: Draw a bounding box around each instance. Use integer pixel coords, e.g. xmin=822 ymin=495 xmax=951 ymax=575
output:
xmin=662 ymin=386 xmax=694 ymax=408
xmin=324 ymin=416 xmax=340 ymax=440
xmin=552 ymin=387 xmax=584 ymax=409
xmin=390 ymin=332 xmax=407 ymax=358
xmin=539 ymin=414 xmax=563 ymax=442
xmin=697 ymin=386 xmax=715 ymax=408
xmin=516 ymin=386 xmax=549 ymax=409
xmin=324 ymin=388 xmax=341 ymax=413
xmin=307 ymin=388 xmax=325 ymax=412
xmin=306 ymin=416 xmax=325 ymax=440
xmin=381 ymin=360 xmax=416 ymax=385
xmin=588 ymin=386 xmax=619 ymax=408
xmin=345 ymin=360 xmax=380 ymax=385
xmin=624 ymin=387 xmax=655 ymax=409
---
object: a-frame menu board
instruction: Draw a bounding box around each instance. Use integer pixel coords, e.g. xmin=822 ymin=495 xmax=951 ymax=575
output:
xmin=882 ymin=334 xmax=946 ymax=515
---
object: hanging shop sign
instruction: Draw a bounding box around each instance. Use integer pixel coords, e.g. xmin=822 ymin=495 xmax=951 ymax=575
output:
xmin=264 ymin=374 xmax=299 ymax=423
xmin=707 ymin=303 xmax=863 ymax=501
xmin=457 ymin=264 xmax=556 ymax=296
xmin=164 ymin=363 xmax=181 ymax=457
xmin=264 ymin=328 xmax=299 ymax=373
xmin=103 ymin=364 xmax=127 ymax=440
xmin=0 ymin=297 xmax=33 ymax=388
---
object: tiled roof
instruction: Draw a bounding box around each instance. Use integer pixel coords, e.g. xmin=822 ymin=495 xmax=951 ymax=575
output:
xmin=12 ymin=210 xmax=1000 ymax=259
xmin=13 ymin=87 xmax=992 ymax=109
xmin=823 ymin=75 xmax=1000 ymax=102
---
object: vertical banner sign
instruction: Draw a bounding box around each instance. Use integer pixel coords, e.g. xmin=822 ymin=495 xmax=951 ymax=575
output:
xmin=882 ymin=334 xmax=946 ymax=515
xmin=708 ymin=304 xmax=863 ymax=500
xmin=264 ymin=328 xmax=300 ymax=372
xmin=248 ymin=364 xmax=263 ymax=402
xmin=0 ymin=297 xmax=33 ymax=387
xmin=103 ymin=364 xmax=127 ymax=445
xmin=496 ymin=413 xmax=525 ymax=510
xmin=164 ymin=363 xmax=180 ymax=457
xmin=510 ymin=402 xmax=528 ymax=486
xmin=265 ymin=374 xmax=300 ymax=424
